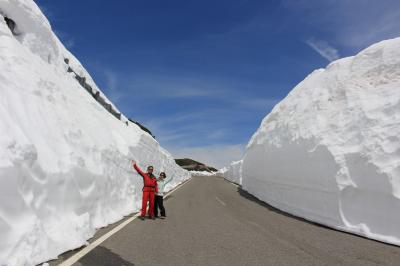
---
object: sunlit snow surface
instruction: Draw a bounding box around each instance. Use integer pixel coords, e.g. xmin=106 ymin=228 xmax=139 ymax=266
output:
xmin=190 ymin=170 xmax=216 ymax=176
xmin=0 ymin=1 xmax=189 ymax=265
xmin=233 ymin=37 xmax=400 ymax=245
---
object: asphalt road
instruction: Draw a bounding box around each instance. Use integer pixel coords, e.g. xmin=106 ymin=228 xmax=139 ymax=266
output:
xmin=73 ymin=175 xmax=400 ymax=266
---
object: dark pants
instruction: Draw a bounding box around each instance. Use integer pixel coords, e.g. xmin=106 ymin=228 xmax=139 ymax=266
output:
xmin=154 ymin=195 xmax=166 ymax=217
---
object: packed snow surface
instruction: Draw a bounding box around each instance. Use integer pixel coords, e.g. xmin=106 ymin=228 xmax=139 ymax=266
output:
xmin=238 ymin=37 xmax=400 ymax=245
xmin=0 ymin=1 xmax=189 ymax=265
xmin=190 ymin=170 xmax=216 ymax=177
xmin=218 ymin=160 xmax=242 ymax=184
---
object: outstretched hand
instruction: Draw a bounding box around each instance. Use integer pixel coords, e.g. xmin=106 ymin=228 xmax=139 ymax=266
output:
xmin=131 ymin=160 xmax=136 ymax=166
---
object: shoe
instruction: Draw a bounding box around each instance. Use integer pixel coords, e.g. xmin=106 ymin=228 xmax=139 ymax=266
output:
xmin=160 ymin=216 xmax=166 ymax=219
xmin=139 ymin=216 xmax=145 ymax=220
xmin=151 ymin=216 xmax=156 ymax=220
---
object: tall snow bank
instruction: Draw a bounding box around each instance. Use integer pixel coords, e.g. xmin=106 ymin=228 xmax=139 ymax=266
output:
xmin=0 ymin=1 xmax=189 ymax=265
xmin=241 ymin=37 xmax=400 ymax=245
xmin=218 ymin=160 xmax=242 ymax=185
xmin=190 ymin=171 xmax=216 ymax=177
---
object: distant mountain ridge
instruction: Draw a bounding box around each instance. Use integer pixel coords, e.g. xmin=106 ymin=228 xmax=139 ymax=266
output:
xmin=175 ymin=158 xmax=217 ymax=172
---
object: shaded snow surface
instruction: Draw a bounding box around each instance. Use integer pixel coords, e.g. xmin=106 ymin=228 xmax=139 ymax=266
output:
xmin=218 ymin=160 xmax=242 ymax=185
xmin=237 ymin=37 xmax=400 ymax=245
xmin=0 ymin=1 xmax=189 ymax=265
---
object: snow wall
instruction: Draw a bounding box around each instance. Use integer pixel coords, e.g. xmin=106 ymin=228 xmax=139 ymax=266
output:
xmin=0 ymin=1 xmax=190 ymax=265
xmin=239 ymin=37 xmax=400 ymax=245
xmin=190 ymin=171 xmax=216 ymax=177
xmin=218 ymin=160 xmax=242 ymax=185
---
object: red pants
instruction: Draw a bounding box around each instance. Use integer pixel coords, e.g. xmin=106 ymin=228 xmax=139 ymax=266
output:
xmin=141 ymin=191 xmax=155 ymax=217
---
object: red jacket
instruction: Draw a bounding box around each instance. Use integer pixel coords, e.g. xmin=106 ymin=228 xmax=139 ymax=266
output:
xmin=133 ymin=164 xmax=158 ymax=193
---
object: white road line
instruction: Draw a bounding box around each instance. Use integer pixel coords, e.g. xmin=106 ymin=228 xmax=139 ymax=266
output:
xmin=58 ymin=178 xmax=192 ymax=266
xmin=215 ymin=196 xmax=226 ymax=206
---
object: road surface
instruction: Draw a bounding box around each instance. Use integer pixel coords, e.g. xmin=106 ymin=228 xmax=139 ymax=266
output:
xmin=55 ymin=175 xmax=400 ymax=265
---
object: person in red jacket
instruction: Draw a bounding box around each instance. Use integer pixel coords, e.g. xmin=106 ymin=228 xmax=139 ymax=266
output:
xmin=132 ymin=160 xmax=158 ymax=220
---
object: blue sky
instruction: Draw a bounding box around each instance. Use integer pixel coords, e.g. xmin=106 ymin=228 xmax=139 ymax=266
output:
xmin=35 ymin=0 xmax=400 ymax=168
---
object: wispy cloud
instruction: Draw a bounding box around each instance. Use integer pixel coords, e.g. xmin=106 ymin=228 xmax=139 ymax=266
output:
xmin=122 ymin=74 xmax=230 ymax=100
xmin=97 ymin=70 xmax=280 ymax=152
xmin=90 ymin=65 xmax=126 ymax=105
xmin=161 ymin=87 xmax=222 ymax=98
xmin=283 ymin=0 xmax=400 ymax=51
xmin=120 ymin=73 xmax=280 ymax=111
xmin=207 ymin=129 xmax=226 ymax=140
xmin=339 ymin=8 xmax=400 ymax=49
xmin=64 ymin=38 xmax=75 ymax=49
xmin=306 ymin=38 xmax=339 ymax=62
xmin=236 ymin=98 xmax=279 ymax=110
xmin=103 ymin=69 xmax=122 ymax=102
xmin=144 ymin=110 xmax=231 ymax=145
xmin=54 ymin=30 xmax=76 ymax=49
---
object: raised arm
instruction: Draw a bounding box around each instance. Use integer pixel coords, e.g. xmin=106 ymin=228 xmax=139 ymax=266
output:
xmin=164 ymin=176 xmax=173 ymax=185
xmin=132 ymin=160 xmax=145 ymax=178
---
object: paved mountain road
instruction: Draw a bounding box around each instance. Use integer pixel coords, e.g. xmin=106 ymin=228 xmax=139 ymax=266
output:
xmin=58 ymin=175 xmax=400 ymax=265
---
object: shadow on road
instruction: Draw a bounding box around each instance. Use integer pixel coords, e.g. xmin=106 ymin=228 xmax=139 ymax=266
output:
xmin=236 ymin=186 xmax=400 ymax=247
xmin=79 ymin=246 xmax=134 ymax=266
xmin=236 ymin=186 xmax=340 ymax=229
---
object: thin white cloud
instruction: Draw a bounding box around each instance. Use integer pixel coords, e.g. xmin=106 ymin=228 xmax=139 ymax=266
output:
xmin=207 ymin=129 xmax=226 ymax=140
xmin=124 ymin=73 xmax=281 ymax=113
xmin=104 ymin=70 xmax=117 ymax=90
xmin=168 ymin=144 xmax=245 ymax=169
xmin=64 ymin=38 xmax=75 ymax=49
xmin=138 ymin=95 xmax=278 ymax=150
xmin=283 ymin=0 xmax=400 ymax=50
xmin=162 ymin=87 xmax=221 ymax=98
xmin=124 ymin=74 xmax=230 ymax=99
xmin=100 ymin=68 xmax=126 ymax=104
xmin=145 ymin=114 xmax=227 ymax=145
xmin=340 ymin=8 xmax=400 ymax=49
xmin=86 ymin=69 xmax=281 ymax=154
xmin=145 ymin=110 xmax=222 ymax=129
xmin=54 ymin=30 xmax=76 ymax=49
xmin=236 ymin=98 xmax=279 ymax=110
xmin=306 ymin=38 xmax=339 ymax=62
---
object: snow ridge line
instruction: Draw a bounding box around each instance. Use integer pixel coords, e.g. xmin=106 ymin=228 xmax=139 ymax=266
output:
xmin=58 ymin=178 xmax=192 ymax=266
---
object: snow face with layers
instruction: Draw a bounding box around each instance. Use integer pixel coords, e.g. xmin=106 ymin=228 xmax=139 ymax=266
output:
xmin=241 ymin=37 xmax=400 ymax=245
xmin=0 ymin=1 xmax=190 ymax=265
